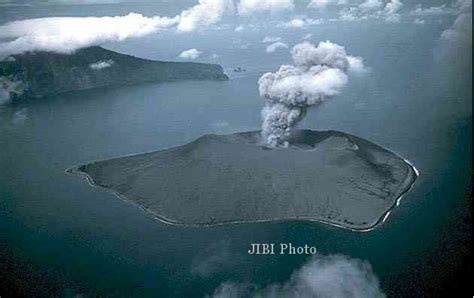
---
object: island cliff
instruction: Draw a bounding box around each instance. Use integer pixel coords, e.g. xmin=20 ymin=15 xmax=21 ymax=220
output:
xmin=0 ymin=46 xmax=228 ymax=100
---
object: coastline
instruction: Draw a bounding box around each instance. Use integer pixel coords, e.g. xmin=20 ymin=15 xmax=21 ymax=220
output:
xmin=65 ymin=130 xmax=419 ymax=232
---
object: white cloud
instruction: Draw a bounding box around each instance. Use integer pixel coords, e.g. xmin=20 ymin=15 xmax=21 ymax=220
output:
xmin=440 ymin=0 xmax=472 ymax=44
xmin=89 ymin=59 xmax=114 ymax=70
xmin=338 ymin=7 xmax=359 ymax=21
xmin=307 ymin=0 xmax=346 ymax=9
xmin=414 ymin=18 xmax=425 ymax=25
xmin=0 ymin=0 xmax=123 ymax=4
xmin=258 ymin=40 xmax=365 ymax=145
xmin=358 ymin=0 xmax=383 ymax=13
xmin=383 ymin=0 xmax=403 ymax=16
xmin=262 ymin=36 xmax=281 ymax=43
xmin=177 ymin=0 xmax=233 ymax=32
xmin=211 ymin=254 xmax=385 ymax=298
xmin=302 ymin=33 xmax=313 ymax=40
xmin=0 ymin=0 xmax=233 ymax=57
xmin=237 ymin=0 xmax=294 ymax=15
xmin=178 ymin=48 xmax=202 ymax=59
xmin=0 ymin=13 xmax=178 ymax=57
xmin=211 ymin=282 xmax=250 ymax=297
xmin=265 ymin=41 xmax=288 ymax=53
xmin=234 ymin=25 xmax=244 ymax=32
xmin=40 ymin=0 xmax=122 ymax=4
xmin=281 ymin=17 xmax=323 ymax=28
xmin=284 ymin=18 xmax=305 ymax=27
xmin=307 ymin=0 xmax=332 ymax=9
xmin=410 ymin=4 xmax=454 ymax=16
xmin=384 ymin=13 xmax=401 ymax=23
xmin=3 ymin=56 xmax=16 ymax=62
xmin=347 ymin=55 xmax=367 ymax=73
xmin=338 ymin=0 xmax=403 ymax=23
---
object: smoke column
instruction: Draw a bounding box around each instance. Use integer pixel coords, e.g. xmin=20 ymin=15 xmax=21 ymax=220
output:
xmin=258 ymin=40 xmax=365 ymax=146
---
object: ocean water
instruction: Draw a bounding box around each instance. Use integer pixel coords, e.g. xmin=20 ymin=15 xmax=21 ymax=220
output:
xmin=0 ymin=1 xmax=471 ymax=297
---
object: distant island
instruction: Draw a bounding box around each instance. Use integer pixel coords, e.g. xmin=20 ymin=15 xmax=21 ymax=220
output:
xmin=0 ymin=46 xmax=228 ymax=101
xmin=233 ymin=67 xmax=246 ymax=72
xmin=68 ymin=129 xmax=418 ymax=231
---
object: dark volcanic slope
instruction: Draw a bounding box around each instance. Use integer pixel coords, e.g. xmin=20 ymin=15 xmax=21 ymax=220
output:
xmin=0 ymin=46 xmax=228 ymax=99
xmin=71 ymin=130 xmax=417 ymax=231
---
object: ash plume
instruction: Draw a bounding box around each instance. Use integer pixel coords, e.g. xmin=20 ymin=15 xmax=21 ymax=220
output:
xmin=258 ymin=41 xmax=365 ymax=146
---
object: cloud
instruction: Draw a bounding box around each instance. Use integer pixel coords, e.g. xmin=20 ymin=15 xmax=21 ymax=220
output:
xmin=302 ymin=33 xmax=313 ymax=40
xmin=307 ymin=0 xmax=347 ymax=9
xmin=265 ymin=41 xmax=288 ymax=53
xmin=413 ymin=18 xmax=425 ymax=25
xmin=283 ymin=18 xmax=306 ymax=28
xmin=210 ymin=253 xmax=385 ymax=298
xmin=237 ymin=0 xmax=294 ymax=15
xmin=338 ymin=0 xmax=403 ymax=23
xmin=258 ymin=40 xmax=365 ymax=146
xmin=89 ymin=59 xmax=114 ymax=70
xmin=410 ymin=4 xmax=454 ymax=16
xmin=0 ymin=13 xmax=179 ymax=57
xmin=440 ymin=0 xmax=472 ymax=44
xmin=177 ymin=0 xmax=234 ymax=32
xmin=308 ymin=0 xmax=334 ymax=9
xmin=0 ymin=0 xmax=233 ymax=57
xmin=2 ymin=56 xmax=16 ymax=62
xmin=46 ymin=0 xmax=122 ymax=3
xmin=0 ymin=0 xmax=123 ymax=4
xmin=384 ymin=13 xmax=401 ymax=23
xmin=211 ymin=282 xmax=251 ymax=298
xmin=338 ymin=8 xmax=359 ymax=21
xmin=358 ymin=0 xmax=383 ymax=13
xmin=234 ymin=25 xmax=244 ymax=32
xmin=178 ymin=48 xmax=202 ymax=59
xmin=383 ymin=0 xmax=403 ymax=16
xmin=281 ymin=17 xmax=323 ymax=28
xmin=262 ymin=36 xmax=281 ymax=43
xmin=347 ymin=55 xmax=367 ymax=74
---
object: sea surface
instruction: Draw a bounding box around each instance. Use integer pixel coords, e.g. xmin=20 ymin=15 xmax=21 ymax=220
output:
xmin=0 ymin=1 xmax=471 ymax=297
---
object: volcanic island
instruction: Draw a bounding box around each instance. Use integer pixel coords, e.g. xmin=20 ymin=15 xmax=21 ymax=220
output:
xmin=68 ymin=129 xmax=417 ymax=231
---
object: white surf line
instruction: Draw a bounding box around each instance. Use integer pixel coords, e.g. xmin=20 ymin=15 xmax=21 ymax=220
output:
xmin=65 ymin=163 xmax=418 ymax=233
xmin=404 ymin=158 xmax=420 ymax=177
xmin=371 ymin=156 xmax=420 ymax=230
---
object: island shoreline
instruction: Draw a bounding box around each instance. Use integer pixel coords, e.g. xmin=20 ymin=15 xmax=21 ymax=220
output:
xmin=65 ymin=130 xmax=419 ymax=232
